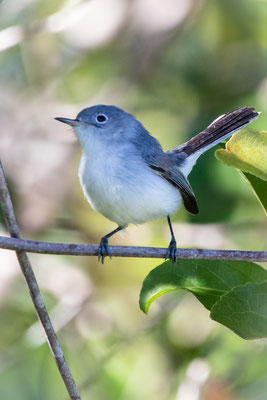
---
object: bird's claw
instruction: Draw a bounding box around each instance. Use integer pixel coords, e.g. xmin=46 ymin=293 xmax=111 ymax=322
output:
xmin=165 ymin=237 xmax=177 ymax=263
xmin=98 ymin=237 xmax=112 ymax=264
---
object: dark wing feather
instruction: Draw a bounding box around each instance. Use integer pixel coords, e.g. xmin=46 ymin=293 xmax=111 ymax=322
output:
xmin=149 ymin=164 xmax=199 ymax=215
xmin=131 ymin=127 xmax=199 ymax=215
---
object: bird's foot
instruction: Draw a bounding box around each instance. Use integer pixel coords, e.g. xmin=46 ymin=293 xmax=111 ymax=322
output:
xmin=98 ymin=237 xmax=112 ymax=264
xmin=165 ymin=237 xmax=177 ymax=263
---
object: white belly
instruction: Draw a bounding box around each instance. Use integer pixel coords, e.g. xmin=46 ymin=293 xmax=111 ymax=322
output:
xmin=78 ymin=151 xmax=181 ymax=227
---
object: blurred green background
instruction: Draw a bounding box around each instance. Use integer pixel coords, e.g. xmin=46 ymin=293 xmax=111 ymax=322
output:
xmin=0 ymin=0 xmax=267 ymax=399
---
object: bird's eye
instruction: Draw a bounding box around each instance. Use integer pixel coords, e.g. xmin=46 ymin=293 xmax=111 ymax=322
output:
xmin=96 ymin=114 xmax=108 ymax=124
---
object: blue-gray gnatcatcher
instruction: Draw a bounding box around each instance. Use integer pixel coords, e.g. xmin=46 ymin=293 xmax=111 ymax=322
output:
xmin=55 ymin=106 xmax=259 ymax=263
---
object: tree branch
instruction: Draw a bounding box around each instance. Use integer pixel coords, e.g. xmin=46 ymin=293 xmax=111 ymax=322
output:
xmin=0 ymin=162 xmax=81 ymax=400
xmin=0 ymin=235 xmax=266 ymax=262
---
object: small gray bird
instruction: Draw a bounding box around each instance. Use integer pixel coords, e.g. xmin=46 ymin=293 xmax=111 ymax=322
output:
xmin=56 ymin=106 xmax=259 ymax=263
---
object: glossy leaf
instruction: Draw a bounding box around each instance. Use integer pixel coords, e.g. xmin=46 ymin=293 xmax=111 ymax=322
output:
xmin=140 ymin=260 xmax=267 ymax=339
xmin=211 ymin=282 xmax=267 ymax=339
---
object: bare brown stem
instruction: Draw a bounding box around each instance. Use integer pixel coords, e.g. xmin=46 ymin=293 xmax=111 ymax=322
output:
xmin=0 ymin=162 xmax=81 ymax=400
xmin=0 ymin=235 xmax=266 ymax=262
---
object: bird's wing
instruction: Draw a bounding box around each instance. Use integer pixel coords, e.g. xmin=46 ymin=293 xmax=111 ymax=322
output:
xmin=149 ymin=162 xmax=199 ymax=215
xmin=132 ymin=128 xmax=199 ymax=214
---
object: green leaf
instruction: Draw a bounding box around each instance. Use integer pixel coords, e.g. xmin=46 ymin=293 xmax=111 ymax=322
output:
xmin=140 ymin=260 xmax=267 ymax=339
xmin=241 ymin=171 xmax=267 ymax=214
xmin=210 ymin=282 xmax=267 ymax=339
xmin=215 ymin=129 xmax=267 ymax=181
xmin=139 ymin=259 xmax=267 ymax=312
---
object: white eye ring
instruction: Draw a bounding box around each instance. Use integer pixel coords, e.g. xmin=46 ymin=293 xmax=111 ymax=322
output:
xmin=96 ymin=114 xmax=108 ymax=124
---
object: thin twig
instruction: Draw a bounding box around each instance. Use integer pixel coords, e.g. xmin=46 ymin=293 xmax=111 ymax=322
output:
xmin=0 ymin=162 xmax=81 ymax=400
xmin=0 ymin=235 xmax=266 ymax=262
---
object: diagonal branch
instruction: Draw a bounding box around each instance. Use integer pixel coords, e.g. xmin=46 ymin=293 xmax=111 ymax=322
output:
xmin=0 ymin=162 xmax=81 ymax=400
xmin=0 ymin=235 xmax=266 ymax=262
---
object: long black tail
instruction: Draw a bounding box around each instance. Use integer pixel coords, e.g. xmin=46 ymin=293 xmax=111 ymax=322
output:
xmin=169 ymin=106 xmax=259 ymax=157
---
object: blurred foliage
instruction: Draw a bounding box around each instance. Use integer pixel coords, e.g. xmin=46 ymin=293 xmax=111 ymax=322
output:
xmin=0 ymin=0 xmax=267 ymax=399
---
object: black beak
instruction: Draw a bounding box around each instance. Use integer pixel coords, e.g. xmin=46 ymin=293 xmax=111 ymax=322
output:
xmin=55 ymin=117 xmax=80 ymax=126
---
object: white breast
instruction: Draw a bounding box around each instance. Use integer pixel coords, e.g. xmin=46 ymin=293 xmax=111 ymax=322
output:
xmin=78 ymin=145 xmax=181 ymax=227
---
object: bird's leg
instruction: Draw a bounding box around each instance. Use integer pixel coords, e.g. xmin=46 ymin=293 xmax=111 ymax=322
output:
xmin=98 ymin=226 xmax=123 ymax=264
xmin=165 ymin=215 xmax=177 ymax=263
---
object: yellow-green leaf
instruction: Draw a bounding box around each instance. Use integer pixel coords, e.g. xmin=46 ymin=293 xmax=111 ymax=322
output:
xmin=215 ymin=129 xmax=267 ymax=181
